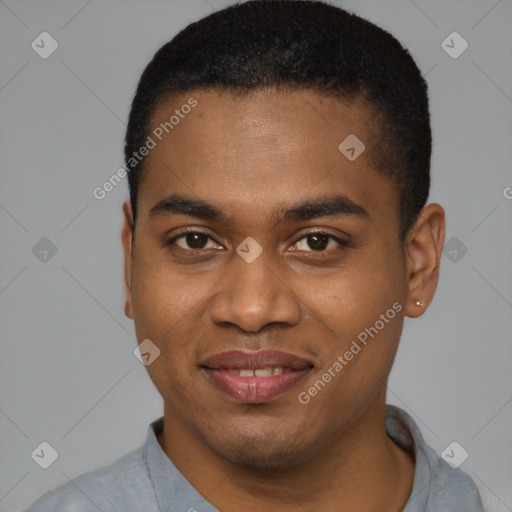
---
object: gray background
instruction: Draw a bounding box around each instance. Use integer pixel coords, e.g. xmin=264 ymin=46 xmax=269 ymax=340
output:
xmin=0 ymin=0 xmax=511 ymax=510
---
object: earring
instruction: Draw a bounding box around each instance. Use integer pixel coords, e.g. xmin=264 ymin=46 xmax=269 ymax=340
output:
xmin=415 ymin=300 xmax=425 ymax=307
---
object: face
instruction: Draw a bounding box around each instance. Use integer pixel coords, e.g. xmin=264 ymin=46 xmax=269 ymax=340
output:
xmin=123 ymin=88 xmax=414 ymax=469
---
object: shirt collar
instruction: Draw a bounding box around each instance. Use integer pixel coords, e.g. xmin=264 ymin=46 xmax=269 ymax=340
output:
xmin=142 ymin=405 xmax=432 ymax=511
xmin=143 ymin=417 xmax=217 ymax=511
xmin=385 ymin=404 xmax=431 ymax=510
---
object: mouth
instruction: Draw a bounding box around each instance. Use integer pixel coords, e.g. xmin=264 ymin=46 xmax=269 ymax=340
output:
xmin=200 ymin=350 xmax=314 ymax=403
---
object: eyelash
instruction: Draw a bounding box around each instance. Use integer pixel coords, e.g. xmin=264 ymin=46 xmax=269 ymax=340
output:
xmin=166 ymin=229 xmax=350 ymax=254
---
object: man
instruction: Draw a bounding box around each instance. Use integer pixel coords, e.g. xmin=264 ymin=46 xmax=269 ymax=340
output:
xmin=25 ymin=0 xmax=485 ymax=510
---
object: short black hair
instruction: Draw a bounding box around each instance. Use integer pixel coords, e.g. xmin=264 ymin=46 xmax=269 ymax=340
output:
xmin=125 ymin=0 xmax=431 ymax=241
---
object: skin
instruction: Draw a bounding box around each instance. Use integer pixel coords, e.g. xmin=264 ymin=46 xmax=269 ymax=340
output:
xmin=121 ymin=88 xmax=445 ymax=511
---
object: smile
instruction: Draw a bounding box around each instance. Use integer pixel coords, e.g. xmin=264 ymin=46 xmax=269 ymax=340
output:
xmin=200 ymin=350 xmax=313 ymax=403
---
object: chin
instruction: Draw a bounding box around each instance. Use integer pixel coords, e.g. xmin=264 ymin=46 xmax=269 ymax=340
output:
xmin=206 ymin=429 xmax=312 ymax=470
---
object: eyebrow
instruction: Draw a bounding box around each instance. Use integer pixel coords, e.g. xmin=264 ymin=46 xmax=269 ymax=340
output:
xmin=149 ymin=194 xmax=225 ymax=222
xmin=280 ymin=195 xmax=368 ymax=221
xmin=148 ymin=193 xmax=368 ymax=224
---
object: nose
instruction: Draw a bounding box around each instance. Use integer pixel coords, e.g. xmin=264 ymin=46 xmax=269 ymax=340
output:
xmin=209 ymin=251 xmax=302 ymax=333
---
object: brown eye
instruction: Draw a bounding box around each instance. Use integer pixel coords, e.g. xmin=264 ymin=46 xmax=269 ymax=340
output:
xmin=169 ymin=231 xmax=222 ymax=251
xmin=184 ymin=233 xmax=209 ymax=249
xmin=306 ymin=234 xmax=329 ymax=251
xmin=291 ymin=232 xmax=348 ymax=253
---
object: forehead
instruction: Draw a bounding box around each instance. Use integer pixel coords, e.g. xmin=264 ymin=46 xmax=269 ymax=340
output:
xmin=138 ymin=88 xmax=397 ymax=229
xmin=150 ymin=88 xmax=373 ymax=155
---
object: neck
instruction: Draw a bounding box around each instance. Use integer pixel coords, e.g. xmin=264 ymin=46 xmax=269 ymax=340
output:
xmin=158 ymin=393 xmax=415 ymax=511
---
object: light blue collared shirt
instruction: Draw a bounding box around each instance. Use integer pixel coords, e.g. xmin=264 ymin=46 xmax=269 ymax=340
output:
xmin=24 ymin=405 xmax=485 ymax=511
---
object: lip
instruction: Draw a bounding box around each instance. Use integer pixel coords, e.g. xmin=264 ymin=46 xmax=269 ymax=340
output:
xmin=200 ymin=350 xmax=313 ymax=403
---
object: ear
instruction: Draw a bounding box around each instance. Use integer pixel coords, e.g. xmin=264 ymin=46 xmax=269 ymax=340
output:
xmin=121 ymin=200 xmax=135 ymax=319
xmin=404 ymin=203 xmax=445 ymax=318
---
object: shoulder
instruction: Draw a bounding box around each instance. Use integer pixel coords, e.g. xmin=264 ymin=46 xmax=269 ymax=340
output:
xmin=23 ymin=445 xmax=156 ymax=512
xmin=385 ymin=405 xmax=485 ymax=511
xmin=420 ymin=440 xmax=485 ymax=510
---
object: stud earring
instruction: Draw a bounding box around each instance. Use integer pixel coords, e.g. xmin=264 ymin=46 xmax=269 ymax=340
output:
xmin=415 ymin=300 xmax=425 ymax=307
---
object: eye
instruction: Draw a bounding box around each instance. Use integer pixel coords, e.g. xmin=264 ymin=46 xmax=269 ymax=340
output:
xmin=290 ymin=232 xmax=349 ymax=252
xmin=167 ymin=230 xmax=349 ymax=254
xmin=169 ymin=231 xmax=223 ymax=251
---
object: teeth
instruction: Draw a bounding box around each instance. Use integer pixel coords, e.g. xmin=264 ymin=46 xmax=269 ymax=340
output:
xmin=255 ymin=368 xmax=273 ymax=377
xmin=226 ymin=367 xmax=285 ymax=377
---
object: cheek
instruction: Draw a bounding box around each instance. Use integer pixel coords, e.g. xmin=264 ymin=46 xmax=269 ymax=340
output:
xmin=130 ymin=261 xmax=203 ymax=395
xmin=306 ymin=260 xmax=404 ymax=325
xmin=301 ymin=250 xmax=406 ymax=366
xmin=130 ymin=252 xmax=204 ymax=333
xmin=129 ymin=252 xmax=220 ymax=380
